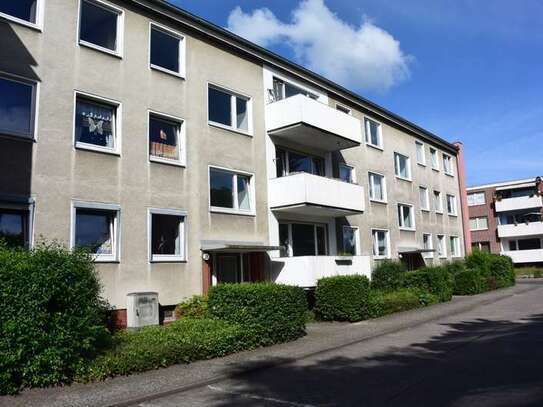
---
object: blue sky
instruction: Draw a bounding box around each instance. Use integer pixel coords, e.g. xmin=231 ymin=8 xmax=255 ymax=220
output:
xmin=171 ymin=0 xmax=542 ymax=186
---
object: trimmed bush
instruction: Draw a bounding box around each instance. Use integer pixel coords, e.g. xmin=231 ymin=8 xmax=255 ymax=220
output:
xmin=208 ymin=283 xmax=307 ymax=346
xmin=465 ymin=250 xmax=492 ymax=278
xmin=0 ymin=242 xmax=109 ymax=395
xmin=174 ymin=295 xmax=208 ymax=319
xmin=489 ymin=255 xmax=515 ymax=288
xmin=454 ymin=268 xmax=486 ymax=295
xmin=402 ymin=266 xmax=454 ymax=302
xmin=371 ymin=260 xmax=406 ymax=291
xmin=367 ymin=288 xmax=427 ymax=318
xmin=314 ymin=275 xmax=370 ymax=322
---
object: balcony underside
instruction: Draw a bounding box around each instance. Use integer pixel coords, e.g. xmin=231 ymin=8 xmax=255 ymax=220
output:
xmin=271 ymin=202 xmax=364 ymax=217
xmin=269 ymin=123 xmax=360 ymax=152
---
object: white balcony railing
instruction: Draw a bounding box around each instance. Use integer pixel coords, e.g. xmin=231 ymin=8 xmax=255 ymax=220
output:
xmin=268 ymin=172 xmax=365 ymax=217
xmin=497 ymin=221 xmax=543 ymax=238
xmin=501 ymin=249 xmax=543 ymax=264
xmin=495 ymin=195 xmax=543 ymax=212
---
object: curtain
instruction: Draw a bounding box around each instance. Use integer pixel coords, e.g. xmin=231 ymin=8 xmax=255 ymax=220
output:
xmin=75 ymin=99 xmax=114 ymax=148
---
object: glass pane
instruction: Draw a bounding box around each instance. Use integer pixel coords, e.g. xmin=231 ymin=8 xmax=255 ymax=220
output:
xmin=0 ymin=77 xmax=33 ymax=136
xmin=312 ymin=157 xmax=325 ymax=176
xmin=518 ymin=238 xmax=541 ymax=250
xmin=0 ymin=209 xmax=27 ymax=247
xmin=0 ymin=0 xmax=36 ymax=22
xmin=237 ymin=175 xmax=251 ymax=210
xmin=469 ymin=218 xmax=477 ymax=230
xmin=423 ymin=235 xmax=430 ymax=250
xmin=366 ymin=120 xmax=380 ymax=145
xmin=416 ymin=143 xmax=424 ymax=163
xmin=152 ymin=214 xmax=182 ymax=255
xmin=149 ymin=116 xmax=179 ymax=160
xmin=285 ymin=82 xmax=307 ymax=98
xmin=216 ymin=255 xmax=239 ymax=283
xmin=208 ymin=87 xmax=231 ymax=126
xmin=80 ymin=0 xmax=118 ymax=51
xmin=339 ymin=166 xmax=352 ymax=183
xmin=288 ymin=151 xmax=312 ymax=174
xmin=370 ymin=174 xmax=383 ymax=200
xmin=210 ymin=169 xmax=233 ymax=208
xmin=292 ymin=224 xmax=316 ymax=256
xmin=272 ymin=77 xmax=284 ymax=101
xmin=275 ymin=148 xmax=286 ymax=177
xmin=236 ymin=97 xmax=248 ymax=131
xmin=316 ymin=226 xmax=327 ymax=255
xmin=343 ymin=227 xmax=356 ymax=255
xmin=75 ymin=98 xmax=115 ymax=148
xmin=279 ymin=223 xmax=289 ymax=257
xmin=419 ymin=188 xmax=427 ymax=208
xmin=377 ymin=232 xmax=387 ymax=256
xmin=150 ymin=27 xmax=180 ymax=73
xmin=75 ymin=209 xmax=114 ymax=254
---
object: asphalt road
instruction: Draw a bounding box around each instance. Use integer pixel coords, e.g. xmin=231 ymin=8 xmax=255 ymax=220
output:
xmin=136 ymin=282 xmax=543 ymax=407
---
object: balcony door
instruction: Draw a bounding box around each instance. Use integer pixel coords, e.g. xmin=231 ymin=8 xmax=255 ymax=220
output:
xmin=279 ymin=222 xmax=328 ymax=257
xmin=275 ymin=148 xmax=325 ymax=178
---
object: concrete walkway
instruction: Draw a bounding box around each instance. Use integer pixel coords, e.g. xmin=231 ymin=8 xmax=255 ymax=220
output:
xmin=2 ymin=280 xmax=540 ymax=407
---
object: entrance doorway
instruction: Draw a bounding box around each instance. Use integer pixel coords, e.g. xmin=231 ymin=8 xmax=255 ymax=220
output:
xmin=215 ymin=254 xmax=245 ymax=283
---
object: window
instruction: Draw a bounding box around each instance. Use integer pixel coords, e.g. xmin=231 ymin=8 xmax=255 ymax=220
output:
xmin=342 ymin=226 xmax=359 ymax=256
xmin=279 ymin=222 xmax=327 ymax=257
xmin=419 ymin=186 xmax=430 ymax=211
xmin=472 ymin=241 xmax=491 ymax=252
xmin=364 ymin=118 xmax=382 ymax=148
xmin=208 ymin=85 xmax=251 ymax=134
xmin=433 ymin=190 xmax=443 ymax=213
xmin=0 ymin=74 xmax=37 ymax=139
xmin=446 ymin=194 xmax=457 ymax=216
xmin=470 ymin=217 xmax=488 ymax=231
xmin=209 ymin=167 xmax=253 ymax=214
xmin=394 ymin=153 xmax=411 ymax=180
xmin=149 ymin=209 xmax=186 ymax=262
xmin=336 ymin=104 xmax=351 ymax=115
xmin=449 ymin=236 xmax=461 ymax=257
xmin=72 ymin=202 xmax=119 ymax=262
xmin=79 ymin=0 xmax=123 ymax=56
xmin=430 ymin=147 xmax=439 ymax=170
xmin=368 ymin=172 xmax=386 ymax=202
xmin=443 ymin=154 xmax=454 ymax=176
xmin=467 ymin=192 xmax=486 ymax=206
xmin=74 ymin=93 xmax=120 ymax=154
xmin=271 ymin=77 xmax=317 ymax=101
xmin=372 ymin=229 xmax=389 ymax=258
xmin=0 ymin=0 xmax=42 ymax=27
xmin=398 ymin=204 xmax=415 ymax=230
xmin=339 ymin=164 xmax=355 ymax=183
xmin=149 ymin=24 xmax=185 ymax=77
xmin=509 ymin=238 xmax=542 ymax=251
xmin=423 ymin=233 xmax=433 ymax=258
xmin=148 ymin=111 xmax=185 ymax=166
xmin=0 ymin=207 xmax=31 ymax=248
xmin=437 ymin=235 xmax=446 ymax=258
xmin=416 ymin=141 xmax=426 ymax=166
xmin=275 ymin=148 xmax=325 ymax=178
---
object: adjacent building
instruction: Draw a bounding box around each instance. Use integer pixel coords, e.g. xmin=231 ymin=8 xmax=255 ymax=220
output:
xmin=0 ymin=0 xmax=467 ymax=326
xmin=467 ymin=177 xmax=543 ymax=266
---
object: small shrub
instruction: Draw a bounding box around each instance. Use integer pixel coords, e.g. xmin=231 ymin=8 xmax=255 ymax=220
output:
xmin=371 ymin=260 xmax=406 ymax=291
xmin=174 ymin=295 xmax=208 ymax=319
xmin=465 ymin=250 xmax=492 ymax=278
xmin=402 ymin=267 xmax=454 ymax=302
xmin=367 ymin=288 xmax=432 ymax=318
xmin=489 ymin=255 xmax=515 ymax=288
xmin=208 ymin=283 xmax=307 ymax=346
xmin=454 ymin=268 xmax=486 ymax=295
xmin=314 ymin=275 xmax=370 ymax=322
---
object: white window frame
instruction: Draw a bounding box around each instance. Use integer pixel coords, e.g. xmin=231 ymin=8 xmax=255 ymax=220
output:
xmin=394 ymin=152 xmax=412 ymax=181
xmin=73 ymin=90 xmax=122 ymax=155
xmin=430 ymin=147 xmax=440 ymax=171
xmin=467 ymin=192 xmax=486 ymax=206
xmin=443 ymin=153 xmax=454 ymax=176
xmin=71 ymin=200 xmax=120 ymax=262
xmin=423 ymin=233 xmax=433 ymax=258
xmin=434 ymin=190 xmax=443 ymax=213
xmin=207 ymin=83 xmax=253 ymax=136
xmin=470 ymin=216 xmax=489 ymax=231
xmin=415 ymin=141 xmax=426 ymax=166
xmin=364 ymin=117 xmax=383 ymax=150
xmin=279 ymin=222 xmax=328 ymax=257
xmin=208 ymin=165 xmax=255 ymax=216
xmin=398 ymin=203 xmax=416 ymax=231
xmin=77 ymin=0 xmax=124 ymax=58
xmin=0 ymin=0 xmax=45 ymax=30
xmin=336 ymin=103 xmax=352 ymax=115
xmin=419 ymin=186 xmax=430 ymax=211
xmin=147 ymin=109 xmax=186 ymax=167
xmin=339 ymin=163 xmax=356 ymax=183
xmin=368 ymin=171 xmax=387 ymax=203
xmin=0 ymin=72 xmax=39 ymax=141
xmin=148 ymin=22 xmax=186 ymax=79
xmin=437 ymin=234 xmax=447 ymax=258
xmin=371 ymin=228 xmax=390 ymax=259
xmin=342 ymin=225 xmax=360 ymax=256
xmin=0 ymin=199 xmax=35 ymax=248
xmin=446 ymin=194 xmax=458 ymax=216
xmin=147 ymin=208 xmax=187 ymax=263
xmin=450 ymin=236 xmax=461 ymax=257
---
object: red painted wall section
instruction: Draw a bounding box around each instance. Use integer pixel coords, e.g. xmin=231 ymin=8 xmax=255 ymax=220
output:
xmin=454 ymin=141 xmax=472 ymax=254
xmin=468 ymin=186 xmax=501 ymax=254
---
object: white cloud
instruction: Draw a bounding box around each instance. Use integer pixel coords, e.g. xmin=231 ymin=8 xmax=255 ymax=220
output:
xmin=227 ymin=0 xmax=412 ymax=91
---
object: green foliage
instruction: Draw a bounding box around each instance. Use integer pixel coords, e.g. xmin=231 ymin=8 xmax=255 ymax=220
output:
xmin=76 ymin=318 xmax=247 ymax=382
xmin=0 ymin=242 xmax=109 ymax=395
xmin=174 ymin=295 xmax=208 ymax=319
xmin=208 ymin=283 xmax=307 ymax=346
xmin=465 ymin=250 xmax=493 ymax=278
xmin=371 ymin=260 xmax=407 ymax=291
xmin=489 ymin=255 xmax=515 ymax=288
xmin=443 ymin=260 xmax=466 ymax=275
xmin=515 ymin=267 xmax=543 ymax=278
xmin=453 ymin=268 xmax=487 ymax=295
xmin=402 ymin=266 xmax=454 ymax=302
xmin=366 ymin=288 xmax=421 ymax=318
xmin=314 ymin=275 xmax=371 ymax=322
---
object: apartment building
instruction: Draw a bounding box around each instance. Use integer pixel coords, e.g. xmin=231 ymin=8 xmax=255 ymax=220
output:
xmin=467 ymin=177 xmax=543 ymax=266
xmin=0 ymin=0 xmax=467 ymax=326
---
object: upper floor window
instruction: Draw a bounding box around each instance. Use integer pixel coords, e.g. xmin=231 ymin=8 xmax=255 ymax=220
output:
xmin=150 ymin=23 xmax=185 ymax=77
xmin=434 ymin=190 xmax=443 ymax=213
xmin=398 ymin=203 xmax=415 ymax=230
xmin=364 ymin=118 xmax=382 ymax=149
xmin=79 ymin=0 xmax=123 ymax=56
xmin=148 ymin=111 xmax=185 ymax=166
xmin=271 ymin=77 xmax=317 ymax=101
xmin=430 ymin=147 xmax=439 ymax=170
xmin=342 ymin=226 xmax=359 ymax=256
xmin=0 ymin=0 xmax=42 ymax=28
xmin=0 ymin=206 xmax=31 ymax=248
xmin=0 ymin=74 xmax=37 ymax=140
xmin=415 ymin=141 xmax=426 ymax=166
xmin=394 ymin=152 xmax=411 ymax=180
xmin=275 ymin=148 xmax=324 ymax=178
xmin=208 ymin=85 xmax=251 ymax=134
xmin=419 ymin=186 xmax=430 ymax=211
xmin=470 ymin=216 xmax=488 ymax=231
xmin=467 ymin=191 xmax=486 ymax=206
xmin=339 ymin=163 xmax=355 ymax=183
xmin=446 ymin=194 xmax=457 ymax=215
xmin=443 ymin=154 xmax=454 ymax=176
xmin=368 ymin=172 xmax=387 ymax=202
xmin=209 ymin=167 xmax=254 ymax=215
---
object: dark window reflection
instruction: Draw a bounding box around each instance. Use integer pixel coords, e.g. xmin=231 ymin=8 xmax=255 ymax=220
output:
xmin=75 ymin=209 xmax=114 ymax=254
xmin=0 ymin=77 xmax=33 ymax=136
xmin=0 ymin=0 xmax=37 ymax=23
xmin=80 ymin=0 xmax=118 ymax=51
xmin=0 ymin=209 xmax=28 ymax=247
xmin=150 ymin=27 xmax=180 ymax=73
xmin=210 ymin=169 xmax=233 ymax=208
xmin=292 ymin=224 xmax=316 ymax=256
xmin=208 ymin=87 xmax=231 ymax=126
xmin=152 ymin=214 xmax=182 ymax=255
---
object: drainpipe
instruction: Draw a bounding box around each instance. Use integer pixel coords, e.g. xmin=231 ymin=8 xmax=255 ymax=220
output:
xmin=454 ymin=141 xmax=472 ymax=255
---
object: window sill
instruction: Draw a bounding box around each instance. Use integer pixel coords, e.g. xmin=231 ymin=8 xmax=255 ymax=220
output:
xmin=210 ymin=207 xmax=256 ymax=217
xmin=445 ymin=172 xmax=455 ymax=177
xmin=370 ymin=198 xmax=388 ymax=205
xmin=79 ymin=40 xmax=123 ymax=59
xmin=0 ymin=132 xmax=36 ymax=143
xmin=93 ymin=257 xmax=119 ymax=263
xmin=75 ymin=142 xmax=121 ymax=156
xmin=399 ymin=227 xmax=416 ymax=232
xmin=150 ymin=64 xmax=186 ymax=80
xmin=366 ymin=142 xmax=384 ymax=151
xmin=421 ymin=208 xmax=430 ymax=213
xmin=438 ymin=256 xmax=448 ymax=259
xmin=417 ymin=162 xmax=426 ymax=167
xmin=395 ymin=175 xmax=412 ymax=182
xmin=209 ymin=121 xmax=253 ymax=137
xmin=0 ymin=13 xmax=42 ymax=31
xmin=149 ymin=156 xmax=186 ymax=168
xmin=150 ymin=257 xmax=187 ymax=263
xmin=448 ymin=213 xmax=458 ymax=217
xmin=471 ymin=228 xmax=489 ymax=232
xmin=373 ymin=255 xmax=391 ymax=260
xmin=432 ymin=167 xmax=440 ymax=172
xmin=436 ymin=211 xmax=444 ymax=215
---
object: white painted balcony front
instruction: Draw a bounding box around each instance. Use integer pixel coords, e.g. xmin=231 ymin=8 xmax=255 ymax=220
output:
xmin=271 ymin=255 xmax=372 ymax=287
xmin=268 ymin=172 xmax=365 ymax=217
xmin=497 ymin=221 xmax=543 ymax=238
xmin=265 ymin=94 xmax=362 ymax=152
xmin=495 ymin=195 xmax=543 ymax=212
xmin=501 ymin=249 xmax=543 ymax=264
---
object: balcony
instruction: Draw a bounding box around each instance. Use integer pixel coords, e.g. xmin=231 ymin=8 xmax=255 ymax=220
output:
xmin=501 ymin=249 xmax=543 ymax=264
xmin=497 ymin=221 xmax=543 ymax=238
xmin=268 ymin=172 xmax=365 ymax=217
xmin=495 ymin=195 xmax=542 ymax=212
xmin=265 ymin=94 xmax=362 ymax=152
xmin=271 ymin=255 xmax=372 ymax=287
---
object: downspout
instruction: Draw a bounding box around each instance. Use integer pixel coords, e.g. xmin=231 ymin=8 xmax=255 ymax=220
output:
xmin=453 ymin=141 xmax=472 ymax=255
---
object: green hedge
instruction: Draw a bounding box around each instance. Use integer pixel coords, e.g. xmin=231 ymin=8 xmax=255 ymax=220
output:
xmin=314 ymin=275 xmax=370 ymax=322
xmin=371 ymin=260 xmax=406 ymax=291
xmin=0 ymin=243 xmax=109 ymax=395
xmin=367 ymin=288 xmax=436 ymax=318
xmin=402 ymin=266 xmax=454 ymax=302
xmin=465 ymin=250 xmax=492 ymax=279
xmin=489 ymin=255 xmax=515 ymax=288
xmin=208 ymin=283 xmax=307 ymax=346
xmin=454 ymin=268 xmax=487 ymax=295
xmin=174 ymin=295 xmax=208 ymax=319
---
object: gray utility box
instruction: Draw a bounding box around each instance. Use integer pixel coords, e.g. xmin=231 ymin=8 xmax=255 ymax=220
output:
xmin=127 ymin=292 xmax=159 ymax=329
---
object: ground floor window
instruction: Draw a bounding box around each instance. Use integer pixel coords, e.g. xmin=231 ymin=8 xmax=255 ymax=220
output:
xmin=372 ymin=229 xmax=389 ymax=258
xmin=449 ymin=236 xmax=461 ymax=257
xmin=278 ymin=222 xmax=328 ymax=257
xmin=0 ymin=207 xmax=30 ymax=247
xmin=472 ymin=241 xmax=491 ymax=252
xmin=437 ymin=235 xmax=446 ymax=258
xmin=423 ymin=233 xmax=433 ymax=258
xmin=149 ymin=209 xmax=186 ymax=262
xmin=342 ymin=226 xmax=359 ymax=255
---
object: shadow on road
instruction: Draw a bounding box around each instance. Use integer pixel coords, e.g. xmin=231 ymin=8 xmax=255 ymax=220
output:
xmin=210 ymin=314 xmax=543 ymax=406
